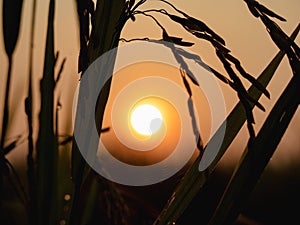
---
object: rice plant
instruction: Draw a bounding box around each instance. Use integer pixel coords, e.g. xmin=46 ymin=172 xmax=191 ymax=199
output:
xmin=0 ymin=0 xmax=299 ymax=225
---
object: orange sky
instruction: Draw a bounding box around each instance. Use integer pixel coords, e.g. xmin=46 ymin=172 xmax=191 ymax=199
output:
xmin=0 ymin=0 xmax=299 ymax=170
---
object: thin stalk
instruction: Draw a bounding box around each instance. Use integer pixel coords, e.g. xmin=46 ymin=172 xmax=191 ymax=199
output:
xmin=25 ymin=0 xmax=37 ymax=224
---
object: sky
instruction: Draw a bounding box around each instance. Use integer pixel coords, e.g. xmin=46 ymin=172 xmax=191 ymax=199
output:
xmin=0 ymin=0 xmax=299 ymax=224
xmin=1 ymin=0 xmax=298 ymax=167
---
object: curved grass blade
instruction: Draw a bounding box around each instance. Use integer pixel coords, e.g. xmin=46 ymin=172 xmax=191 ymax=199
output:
xmin=153 ymin=23 xmax=300 ymax=225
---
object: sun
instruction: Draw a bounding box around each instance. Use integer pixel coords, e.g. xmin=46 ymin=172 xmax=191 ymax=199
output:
xmin=130 ymin=104 xmax=163 ymax=136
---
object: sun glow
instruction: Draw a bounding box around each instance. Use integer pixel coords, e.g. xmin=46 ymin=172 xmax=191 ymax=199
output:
xmin=130 ymin=104 xmax=163 ymax=136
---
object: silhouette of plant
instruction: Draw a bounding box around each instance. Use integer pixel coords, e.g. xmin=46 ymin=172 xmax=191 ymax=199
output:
xmin=0 ymin=1 xmax=299 ymax=225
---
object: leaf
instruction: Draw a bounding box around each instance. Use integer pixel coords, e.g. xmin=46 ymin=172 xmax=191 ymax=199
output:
xmin=153 ymin=24 xmax=300 ymax=225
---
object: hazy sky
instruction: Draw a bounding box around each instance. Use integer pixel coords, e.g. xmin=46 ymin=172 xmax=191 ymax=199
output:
xmin=0 ymin=0 xmax=299 ymax=170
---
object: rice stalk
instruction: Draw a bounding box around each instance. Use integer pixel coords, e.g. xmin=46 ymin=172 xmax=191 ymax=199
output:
xmin=25 ymin=0 xmax=37 ymax=224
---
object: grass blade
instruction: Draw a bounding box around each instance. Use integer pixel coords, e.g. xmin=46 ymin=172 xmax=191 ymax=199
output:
xmin=153 ymin=23 xmax=300 ymax=225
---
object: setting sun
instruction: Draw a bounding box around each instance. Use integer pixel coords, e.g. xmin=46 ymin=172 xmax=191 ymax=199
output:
xmin=130 ymin=104 xmax=163 ymax=136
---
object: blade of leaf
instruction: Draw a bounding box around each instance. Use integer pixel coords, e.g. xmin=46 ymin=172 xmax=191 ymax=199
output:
xmin=153 ymin=23 xmax=300 ymax=225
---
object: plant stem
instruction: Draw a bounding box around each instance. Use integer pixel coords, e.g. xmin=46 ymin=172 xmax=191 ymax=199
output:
xmin=26 ymin=0 xmax=37 ymax=224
